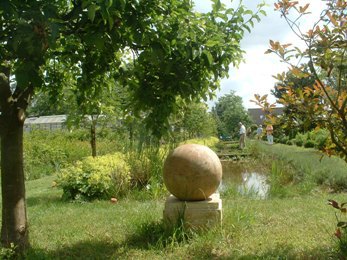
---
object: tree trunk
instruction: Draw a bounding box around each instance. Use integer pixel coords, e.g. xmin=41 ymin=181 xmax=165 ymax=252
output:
xmin=0 ymin=109 xmax=29 ymax=253
xmin=90 ymin=122 xmax=97 ymax=157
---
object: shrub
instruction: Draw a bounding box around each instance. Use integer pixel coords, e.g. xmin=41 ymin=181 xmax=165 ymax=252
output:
xmin=127 ymin=153 xmax=152 ymax=187
xmin=126 ymin=146 xmax=170 ymax=200
xmin=23 ymin=129 xmax=125 ymax=180
xmin=292 ymin=129 xmax=329 ymax=150
xmin=24 ymin=142 xmax=68 ymax=180
xmin=294 ymin=133 xmax=306 ymax=147
xmin=311 ymin=128 xmax=329 ymax=150
xmin=57 ymin=153 xmax=131 ymax=200
xmin=304 ymin=139 xmax=315 ymax=148
xmin=286 ymin=139 xmax=294 ymax=145
xmin=278 ymin=135 xmax=289 ymax=144
xmin=180 ymin=137 xmax=219 ymax=150
xmin=65 ymin=129 xmax=90 ymax=141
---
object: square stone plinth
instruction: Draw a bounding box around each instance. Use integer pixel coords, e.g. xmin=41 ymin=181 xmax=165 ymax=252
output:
xmin=163 ymin=193 xmax=222 ymax=230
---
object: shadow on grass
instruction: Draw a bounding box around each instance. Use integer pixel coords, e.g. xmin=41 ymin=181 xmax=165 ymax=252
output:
xmin=25 ymin=220 xmax=193 ymax=259
xmin=26 ymin=240 xmax=123 ymax=259
xmin=125 ymin=219 xmax=192 ymax=250
xmin=25 ymin=236 xmax=339 ymax=260
xmin=190 ymin=243 xmax=338 ymax=260
xmin=26 ymin=193 xmax=63 ymax=207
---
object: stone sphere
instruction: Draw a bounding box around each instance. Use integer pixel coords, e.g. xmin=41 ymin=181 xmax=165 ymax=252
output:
xmin=163 ymin=144 xmax=222 ymax=201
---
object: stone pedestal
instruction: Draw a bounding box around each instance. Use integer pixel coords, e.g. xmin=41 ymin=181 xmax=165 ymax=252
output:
xmin=163 ymin=193 xmax=222 ymax=230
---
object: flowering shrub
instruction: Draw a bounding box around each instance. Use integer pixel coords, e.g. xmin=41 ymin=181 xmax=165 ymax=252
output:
xmin=57 ymin=153 xmax=131 ymax=200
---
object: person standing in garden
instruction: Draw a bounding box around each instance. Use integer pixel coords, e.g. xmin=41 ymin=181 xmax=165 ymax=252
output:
xmin=239 ymin=122 xmax=246 ymax=149
xmin=266 ymin=124 xmax=274 ymax=145
xmin=256 ymin=125 xmax=263 ymax=140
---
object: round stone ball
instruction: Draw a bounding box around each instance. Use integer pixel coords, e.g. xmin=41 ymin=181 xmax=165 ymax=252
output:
xmin=163 ymin=143 xmax=222 ymax=201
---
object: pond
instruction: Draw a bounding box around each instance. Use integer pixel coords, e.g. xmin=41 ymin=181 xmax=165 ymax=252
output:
xmin=219 ymin=160 xmax=270 ymax=199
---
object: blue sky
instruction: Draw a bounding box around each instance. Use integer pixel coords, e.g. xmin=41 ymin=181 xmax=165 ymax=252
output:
xmin=194 ymin=0 xmax=324 ymax=109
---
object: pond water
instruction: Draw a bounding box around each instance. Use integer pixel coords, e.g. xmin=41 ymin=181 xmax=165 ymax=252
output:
xmin=219 ymin=160 xmax=270 ymax=199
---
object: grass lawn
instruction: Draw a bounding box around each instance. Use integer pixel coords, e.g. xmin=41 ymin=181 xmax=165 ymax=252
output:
xmin=25 ymin=174 xmax=344 ymax=259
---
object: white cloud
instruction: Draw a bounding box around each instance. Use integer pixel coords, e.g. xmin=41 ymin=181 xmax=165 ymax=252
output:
xmin=194 ymin=0 xmax=325 ymax=109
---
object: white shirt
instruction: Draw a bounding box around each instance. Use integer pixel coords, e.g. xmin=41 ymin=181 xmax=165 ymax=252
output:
xmin=240 ymin=125 xmax=246 ymax=135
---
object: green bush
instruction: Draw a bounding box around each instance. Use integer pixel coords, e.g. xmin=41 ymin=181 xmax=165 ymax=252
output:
xmin=286 ymin=139 xmax=295 ymax=146
xmin=294 ymin=133 xmax=306 ymax=147
xmin=292 ymin=129 xmax=329 ymax=150
xmin=24 ymin=142 xmax=68 ymax=180
xmin=180 ymin=136 xmax=219 ymax=149
xmin=125 ymin=145 xmax=170 ymax=200
xmin=57 ymin=153 xmax=131 ymax=200
xmin=23 ymin=129 xmax=125 ymax=180
xmin=304 ymin=139 xmax=315 ymax=148
xmin=311 ymin=128 xmax=329 ymax=150
xmin=277 ymin=135 xmax=289 ymax=144
xmin=24 ymin=130 xmax=91 ymax=180
xmin=127 ymin=153 xmax=151 ymax=187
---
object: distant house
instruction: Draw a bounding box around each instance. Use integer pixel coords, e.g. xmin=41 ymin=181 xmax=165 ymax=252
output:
xmin=247 ymin=107 xmax=284 ymax=125
xmin=24 ymin=115 xmax=67 ymax=132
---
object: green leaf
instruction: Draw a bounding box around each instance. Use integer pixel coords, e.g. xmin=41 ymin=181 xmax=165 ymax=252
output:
xmin=242 ymin=24 xmax=251 ymax=33
xmin=106 ymin=0 xmax=113 ymax=8
xmin=15 ymin=62 xmax=42 ymax=87
xmin=202 ymin=50 xmax=213 ymax=66
xmin=249 ymin=19 xmax=254 ymax=28
xmin=212 ymin=0 xmax=222 ymax=11
xmin=108 ymin=16 xmax=114 ymax=30
xmin=82 ymin=0 xmax=92 ymax=9
xmin=95 ymin=37 xmax=105 ymax=50
xmin=205 ymin=40 xmax=220 ymax=47
xmin=259 ymin=10 xmax=267 ymax=16
xmin=88 ymin=4 xmax=99 ymax=22
xmin=116 ymin=0 xmax=126 ymax=10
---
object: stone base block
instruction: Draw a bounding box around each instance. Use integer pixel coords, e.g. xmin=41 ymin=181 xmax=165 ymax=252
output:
xmin=163 ymin=193 xmax=222 ymax=230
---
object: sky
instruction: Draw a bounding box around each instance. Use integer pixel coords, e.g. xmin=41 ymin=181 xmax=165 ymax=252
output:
xmin=194 ymin=0 xmax=325 ymax=109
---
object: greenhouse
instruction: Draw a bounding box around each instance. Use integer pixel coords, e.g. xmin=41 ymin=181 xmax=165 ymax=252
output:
xmin=24 ymin=115 xmax=67 ymax=132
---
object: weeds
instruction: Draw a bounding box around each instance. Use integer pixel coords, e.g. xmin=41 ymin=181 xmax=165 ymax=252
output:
xmin=130 ymin=217 xmax=194 ymax=250
xmin=328 ymin=199 xmax=347 ymax=256
xmin=0 ymin=244 xmax=16 ymax=260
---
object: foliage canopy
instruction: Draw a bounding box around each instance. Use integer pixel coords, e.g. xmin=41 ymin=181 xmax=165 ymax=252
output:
xmin=0 ymin=0 xmax=266 ymax=253
xmin=254 ymin=0 xmax=347 ymax=161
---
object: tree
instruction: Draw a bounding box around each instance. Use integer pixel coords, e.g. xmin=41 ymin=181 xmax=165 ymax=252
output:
xmin=212 ymin=91 xmax=252 ymax=139
xmin=272 ymin=66 xmax=317 ymax=137
xmin=27 ymin=58 xmax=77 ymax=116
xmin=172 ymin=101 xmax=217 ymax=139
xmin=0 ymin=0 xmax=265 ymax=253
xmin=182 ymin=102 xmax=216 ymax=138
xmin=28 ymin=61 xmax=128 ymax=157
xmin=264 ymin=0 xmax=347 ymax=160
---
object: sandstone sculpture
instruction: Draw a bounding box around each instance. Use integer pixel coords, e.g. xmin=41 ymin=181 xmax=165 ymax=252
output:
xmin=163 ymin=143 xmax=222 ymax=201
